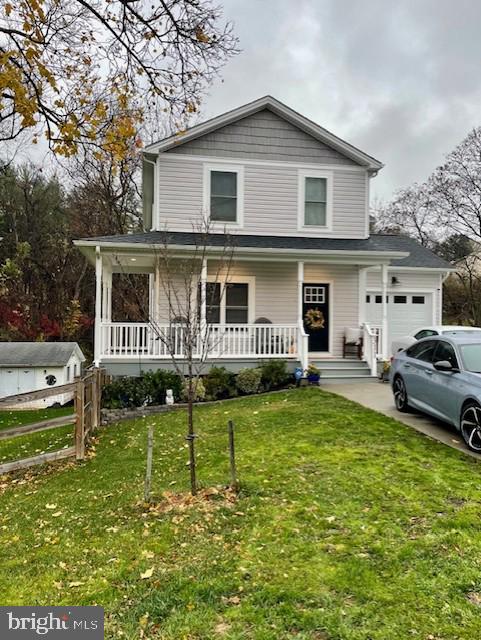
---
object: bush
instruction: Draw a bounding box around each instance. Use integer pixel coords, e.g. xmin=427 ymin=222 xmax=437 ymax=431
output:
xmin=102 ymin=376 xmax=149 ymax=409
xmin=236 ymin=367 xmax=262 ymax=395
xmin=142 ymin=370 xmax=183 ymax=405
xmin=259 ymin=360 xmax=291 ymax=391
xmin=203 ymin=366 xmax=237 ymax=401
xmin=102 ymin=370 xmax=182 ymax=409
xmin=181 ymin=377 xmax=206 ymax=402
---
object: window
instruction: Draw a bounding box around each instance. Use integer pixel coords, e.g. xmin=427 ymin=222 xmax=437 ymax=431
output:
xmin=414 ymin=329 xmax=438 ymax=340
xmin=412 ymin=296 xmax=425 ymax=304
xmin=375 ymin=295 xmax=389 ymax=303
xmin=366 ymin=295 xmax=370 ymax=303
xmin=304 ymin=177 xmax=327 ymax=226
xmin=67 ymin=366 xmax=71 ymax=381
xmin=74 ymin=364 xmax=77 ymax=378
xmin=460 ymin=344 xmax=481 ymax=372
xmin=407 ymin=340 xmax=437 ymax=362
xmin=298 ymin=170 xmax=332 ymax=229
xmin=199 ymin=280 xmax=252 ymax=324
xmin=304 ymin=286 xmax=325 ymax=304
xmin=433 ymin=341 xmax=459 ymax=368
xmin=205 ymin=283 xmax=221 ymax=323
xmin=211 ymin=171 xmax=237 ymax=221
xmin=394 ymin=295 xmax=407 ymax=304
xmin=204 ymin=165 xmax=243 ymax=225
xmin=225 ymin=284 xmax=248 ymax=323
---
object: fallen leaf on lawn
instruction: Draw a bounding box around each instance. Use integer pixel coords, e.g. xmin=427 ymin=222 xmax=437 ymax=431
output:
xmin=46 ymin=504 xmax=57 ymax=510
xmin=226 ymin=595 xmax=240 ymax=605
xmin=141 ymin=550 xmax=154 ymax=559
xmin=325 ymin=516 xmax=336 ymax=523
xmin=59 ymin=561 xmax=67 ymax=569
xmin=215 ymin=621 xmax=231 ymax=635
xmin=139 ymin=613 xmax=149 ymax=629
xmin=68 ymin=581 xmax=84 ymax=588
xmin=140 ymin=567 xmax=154 ymax=580
xmin=52 ymin=511 xmax=62 ymax=518
xmin=467 ymin=591 xmax=481 ymax=607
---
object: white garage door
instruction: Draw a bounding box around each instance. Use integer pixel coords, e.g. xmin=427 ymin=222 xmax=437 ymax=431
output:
xmin=366 ymin=292 xmax=433 ymax=351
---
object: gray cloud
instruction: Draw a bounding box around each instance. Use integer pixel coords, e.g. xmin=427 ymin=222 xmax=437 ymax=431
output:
xmin=201 ymin=0 xmax=481 ymax=201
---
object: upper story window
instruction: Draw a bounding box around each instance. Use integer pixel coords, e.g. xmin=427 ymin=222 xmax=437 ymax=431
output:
xmin=298 ymin=169 xmax=333 ymax=231
xmin=204 ymin=164 xmax=244 ymax=226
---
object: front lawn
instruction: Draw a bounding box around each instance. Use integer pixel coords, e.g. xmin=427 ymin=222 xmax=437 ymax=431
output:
xmin=1 ymin=389 xmax=481 ymax=639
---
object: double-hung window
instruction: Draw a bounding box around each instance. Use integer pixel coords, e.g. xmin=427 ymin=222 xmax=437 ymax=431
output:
xmin=204 ymin=164 xmax=244 ymax=226
xmin=298 ymin=170 xmax=332 ymax=230
xmin=199 ymin=279 xmax=253 ymax=324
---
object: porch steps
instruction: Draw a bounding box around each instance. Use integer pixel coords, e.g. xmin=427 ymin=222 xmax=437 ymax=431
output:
xmin=309 ymin=359 xmax=375 ymax=384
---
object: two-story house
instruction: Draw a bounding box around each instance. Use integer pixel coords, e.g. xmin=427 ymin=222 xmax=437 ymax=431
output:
xmin=75 ymin=96 xmax=452 ymax=380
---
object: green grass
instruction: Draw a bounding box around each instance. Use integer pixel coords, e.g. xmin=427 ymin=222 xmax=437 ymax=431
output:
xmin=0 ymin=406 xmax=74 ymax=463
xmin=1 ymin=388 xmax=481 ymax=639
xmin=0 ymin=406 xmax=73 ymax=431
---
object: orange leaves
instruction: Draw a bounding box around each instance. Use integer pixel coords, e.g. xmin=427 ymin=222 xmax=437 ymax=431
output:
xmin=4 ymin=3 xmax=12 ymax=17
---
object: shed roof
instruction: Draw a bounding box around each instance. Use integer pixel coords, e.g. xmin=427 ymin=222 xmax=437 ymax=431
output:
xmin=0 ymin=342 xmax=85 ymax=367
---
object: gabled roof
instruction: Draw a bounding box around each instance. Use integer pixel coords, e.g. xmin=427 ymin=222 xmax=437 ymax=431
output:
xmin=0 ymin=342 xmax=85 ymax=367
xmin=75 ymin=232 xmax=452 ymax=270
xmin=144 ymin=96 xmax=384 ymax=172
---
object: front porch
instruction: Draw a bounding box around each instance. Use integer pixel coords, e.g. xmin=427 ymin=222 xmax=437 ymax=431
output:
xmin=92 ymin=248 xmax=390 ymax=377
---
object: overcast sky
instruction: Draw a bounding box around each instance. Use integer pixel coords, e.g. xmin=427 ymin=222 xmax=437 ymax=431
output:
xmin=197 ymin=0 xmax=481 ymax=202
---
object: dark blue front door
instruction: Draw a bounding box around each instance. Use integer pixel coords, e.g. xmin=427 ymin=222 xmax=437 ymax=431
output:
xmin=302 ymin=284 xmax=330 ymax=352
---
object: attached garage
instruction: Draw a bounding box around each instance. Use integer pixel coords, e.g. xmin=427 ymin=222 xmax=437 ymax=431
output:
xmin=366 ymin=291 xmax=434 ymax=351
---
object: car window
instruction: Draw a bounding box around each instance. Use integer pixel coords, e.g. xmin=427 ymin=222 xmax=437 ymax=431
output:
xmin=459 ymin=344 xmax=481 ymax=373
xmin=414 ymin=329 xmax=438 ymax=340
xmin=433 ymin=341 xmax=459 ymax=368
xmin=406 ymin=340 xmax=437 ymax=362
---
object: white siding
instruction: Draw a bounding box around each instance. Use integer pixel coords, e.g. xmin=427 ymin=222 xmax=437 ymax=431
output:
xmin=366 ymin=269 xmax=442 ymax=324
xmin=155 ymin=259 xmax=360 ymax=357
xmin=156 ymin=155 xmax=368 ymax=239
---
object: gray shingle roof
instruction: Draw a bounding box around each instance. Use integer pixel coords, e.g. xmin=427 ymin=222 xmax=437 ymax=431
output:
xmin=79 ymin=231 xmax=452 ymax=270
xmin=0 ymin=342 xmax=85 ymax=367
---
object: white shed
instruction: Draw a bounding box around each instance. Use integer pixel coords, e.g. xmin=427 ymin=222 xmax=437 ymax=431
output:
xmin=0 ymin=342 xmax=85 ymax=408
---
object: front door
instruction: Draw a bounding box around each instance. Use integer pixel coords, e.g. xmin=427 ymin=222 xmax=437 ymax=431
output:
xmin=303 ymin=283 xmax=330 ymax=352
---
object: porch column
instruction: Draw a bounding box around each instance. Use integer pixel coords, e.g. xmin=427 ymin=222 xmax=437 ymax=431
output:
xmin=102 ymin=266 xmax=112 ymax=323
xmin=297 ymin=261 xmax=304 ymax=325
xmin=358 ymin=267 xmax=367 ymax=326
xmin=200 ymin=257 xmax=207 ymax=329
xmin=381 ymin=263 xmax=389 ymax=359
xmin=297 ymin=261 xmax=308 ymax=369
xmin=94 ymin=246 xmax=103 ymax=367
xmin=148 ymin=273 xmax=154 ymax=321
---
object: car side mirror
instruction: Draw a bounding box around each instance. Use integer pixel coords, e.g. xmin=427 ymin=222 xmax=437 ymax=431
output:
xmin=433 ymin=360 xmax=458 ymax=373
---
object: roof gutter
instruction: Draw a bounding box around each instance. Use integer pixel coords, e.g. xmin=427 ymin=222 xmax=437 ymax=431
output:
xmin=74 ymin=239 xmax=409 ymax=261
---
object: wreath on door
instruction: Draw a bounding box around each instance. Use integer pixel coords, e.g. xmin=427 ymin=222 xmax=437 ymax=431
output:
xmin=304 ymin=308 xmax=325 ymax=330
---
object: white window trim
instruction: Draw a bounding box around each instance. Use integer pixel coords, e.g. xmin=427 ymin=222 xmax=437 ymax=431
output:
xmin=203 ymin=163 xmax=244 ymax=229
xmin=297 ymin=169 xmax=333 ymax=232
xmin=206 ymin=274 xmax=255 ymax=324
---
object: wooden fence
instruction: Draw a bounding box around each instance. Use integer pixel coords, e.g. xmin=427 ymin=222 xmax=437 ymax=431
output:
xmin=0 ymin=368 xmax=107 ymax=474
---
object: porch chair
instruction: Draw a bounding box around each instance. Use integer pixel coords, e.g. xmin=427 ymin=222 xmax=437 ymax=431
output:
xmin=254 ymin=317 xmax=273 ymax=354
xmin=343 ymin=327 xmax=363 ymax=360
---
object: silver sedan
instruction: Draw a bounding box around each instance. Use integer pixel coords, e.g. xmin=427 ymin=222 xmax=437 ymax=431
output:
xmin=390 ymin=335 xmax=481 ymax=451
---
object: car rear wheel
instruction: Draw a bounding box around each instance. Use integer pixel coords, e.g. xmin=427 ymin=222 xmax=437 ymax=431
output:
xmin=460 ymin=403 xmax=481 ymax=452
xmin=393 ymin=376 xmax=410 ymax=413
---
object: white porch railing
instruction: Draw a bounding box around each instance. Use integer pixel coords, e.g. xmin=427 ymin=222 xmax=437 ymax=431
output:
xmin=100 ymin=322 xmax=300 ymax=360
xmin=362 ymin=323 xmax=383 ymax=376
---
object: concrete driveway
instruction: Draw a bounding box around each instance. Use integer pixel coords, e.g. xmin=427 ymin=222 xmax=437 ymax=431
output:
xmin=325 ymin=381 xmax=481 ymax=461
